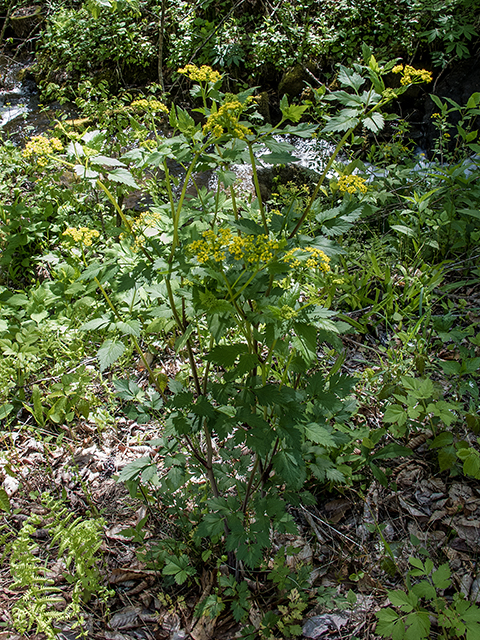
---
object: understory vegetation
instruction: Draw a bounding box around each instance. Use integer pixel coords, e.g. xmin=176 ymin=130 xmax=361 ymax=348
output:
xmin=1 ymin=1 xmax=480 ymax=639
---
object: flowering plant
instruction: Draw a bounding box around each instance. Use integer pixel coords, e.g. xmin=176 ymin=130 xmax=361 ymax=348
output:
xmin=21 ymin=54 xmax=433 ymax=594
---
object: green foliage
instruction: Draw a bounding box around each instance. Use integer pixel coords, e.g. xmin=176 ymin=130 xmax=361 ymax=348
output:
xmin=376 ymin=553 xmax=480 ymax=640
xmin=8 ymin=57 xmax=436 ymax=597
xmin=37 ymin=3 xmax=156 ymax=99
xmin=6 ymin=493 xmax=112 ymax=639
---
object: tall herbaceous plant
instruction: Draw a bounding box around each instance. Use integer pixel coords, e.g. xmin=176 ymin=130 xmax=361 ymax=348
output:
xmin=24 ymin=48 xmax=432 ymax=587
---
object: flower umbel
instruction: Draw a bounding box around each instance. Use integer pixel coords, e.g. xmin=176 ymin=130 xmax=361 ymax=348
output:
xmin=392 ymin=64 xmax=432 ymax=86
xmin=63 ymin=227 xmax=100 ymax=247
xmin=130 ymin=99 xmax=169 ymax=115
xmin=177 ymin=64 xmax=222 ymax=84
xmin=337 ymin=174 xmax=368 ymax=194
xmin=203 ymin=98 xmax=253 ymax=140
xmin=189 ymin=228 xmax=280 ymax=266
xmin=23 ymin=135 xmax=63 ymax=167
xmin=282 ymin=247 xmax=330 ymax=272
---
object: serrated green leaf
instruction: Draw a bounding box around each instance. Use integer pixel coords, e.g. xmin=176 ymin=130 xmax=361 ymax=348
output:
xmin=384 ymin=404 xmax=407 ymax=426
xmin=206 ymin=343 xmax=248 ymax=367
xmin=97 ymin=339 xmax=125 ymax=371
xmin=404 ymin=611 xmax=430 ymax=639
xmin=432 ymin=563 xmax=451 ymax=589
xmin=80 ymin=317 xmax=111 ymax=331
xmin=107 ymin=168 xmax=139 ymax=188
xmin=305 ymin=423 xmax=336 ymax=447
xmin=389 ymin=589 xmax=415 ymax=611
xmin=364 ymin=112 xmax=384 ymax=132
xmin=115 ymin=320 xmax=141 ymax=337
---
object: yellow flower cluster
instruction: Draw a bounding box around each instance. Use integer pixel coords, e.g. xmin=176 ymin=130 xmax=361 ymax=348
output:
xmin=282 ymin=247 xmax=330 ymax=272
xmin=140 ymin=139 xmax=158 ymax=150
xmin=177 ymin=64 xmax=222 ymax=84
xmin=189 ymin=228 xmax=280 ymax=266
xmin=63 ymin=227 xmax=100 ymax=247
xmin=203 ymin=99 xmax=252 ymax=140
xmin=392 ymin=64 xmax=432 ymax=86
xmin=23 ymin=135 xmax=63 ymax=167
xmin=130 ymin=208 xmax=163 ymax=251
xmin=337 ymin=174 xmax=368 ymax=194
xmin=130 ymin=99 xmax=169 ymax=114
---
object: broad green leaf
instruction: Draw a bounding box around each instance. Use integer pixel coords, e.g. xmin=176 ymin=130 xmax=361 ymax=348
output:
xmin=74 ymin=165 xmax=99 ymax=180
xmin=115 ymin=320 xmax=141 ymax=337
xmin=411 ymin=580 xmax=436 ymax=600
xmin=466 ymin=92 xmax=480 ymax=109
xmin=80 ymin=317 xmax=111 ymax=331
xmin=438 ymin=446 xmax=457 ymax=472
xmin=430 ymin=431 xmax=453 ymax=448
xmin=432 ymin=563 xmax=451 ymax=589
xmin=337 ymin=66 xmax=365 ymax=91
xmin=117 ymin=456 xmax=153 ymax=483
xmin=391 ymin=224 xmax=416 ymax=238
xmin=370 ymin=462 xmax=388 ymax=486
xmin=0 ymin=403 xmax=14 ymax=420
xmin=279 ymin=95 xmax=308 ymax=122
xmin=383 ymin=404 xmax=407 ymax=426
xmin=0 ymin=488 xmax=10 ymax=513
xmin=97 ymin=339 xmax=125 ymax=371
xmin=205 ymin=343 xmax=248 ymax=366
xmin=372 ymin=443 xmax=412 ymax=460
xmin=107 ymin=168 xmax=139 ymax=188
xmin=404 ymin=611 xmax=430 ymax=639
xmin=217 ymin=170 xmax=237 ymax=187
xmin=388 ymin=589 xmax=416 ymax=611
xmin=375 ymin=608 xmax=404 ymax=640
xmin=323 ymin=114 xmax=359 ymax=133
xmin=273 ymin=450 xmax=306 ymax=490
xmin=90 ymin=155 xmax=126 ymax=167
xmin=260 ymin=151 xmax=299 ymax=164
xmin=305 ymin=423 xmax=336 ymax=447
xmin=430 ymin=94 xmax=445 ymax=109
xmin=364 ymin=112 xmax=384 ymax=132
xmin=463 ymin=451 xmax=480 ymax=479
xmin=408 ymin=557 xmax=425 ymax=571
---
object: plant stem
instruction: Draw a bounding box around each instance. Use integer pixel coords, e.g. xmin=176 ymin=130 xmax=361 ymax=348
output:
xmin=248 ymin=143 xmax=268 ymax=232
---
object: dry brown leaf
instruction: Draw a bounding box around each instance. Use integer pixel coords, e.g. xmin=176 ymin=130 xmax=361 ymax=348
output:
xmin=109 ymin=606 xmax=142 ymax=630
xmin=452 ymin=516 xmax=480 ymax=550
xmin=190 ymin=615 xmax=217 ymax=640
xmin=398 ymin=496 xmax=429 ymax=520
xmin=109 ymin=568 xmax=156 ymax=584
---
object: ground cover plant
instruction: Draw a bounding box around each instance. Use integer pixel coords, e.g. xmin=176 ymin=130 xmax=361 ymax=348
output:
xmin=1 ymin=27 xmax=480 ymax=640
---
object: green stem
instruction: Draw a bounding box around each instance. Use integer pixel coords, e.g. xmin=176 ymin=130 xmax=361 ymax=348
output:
xmin=248 ymin=143 xmax=268 ymax=232
xmin=164 ymin=278 xmax=202 ymax=396
xmin=289 ymin=97 xmax=393 ymax=238
xmin=289 ymin=127 xmax=352 ymax=238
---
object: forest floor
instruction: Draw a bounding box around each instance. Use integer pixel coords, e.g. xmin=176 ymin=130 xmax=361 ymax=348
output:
xmin=1 ymin=324 xmax=479 ymax=640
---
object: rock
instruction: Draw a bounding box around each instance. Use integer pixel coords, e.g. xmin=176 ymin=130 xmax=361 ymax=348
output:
xmin=279 ymin=64 xmax=314 ymax=98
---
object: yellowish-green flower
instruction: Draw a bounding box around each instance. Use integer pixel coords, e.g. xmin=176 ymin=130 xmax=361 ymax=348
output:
xmin=203 ymin=98 xmax=252 ymax=140
xmin=23 ymin=135 xmax=63 ymax=167
xmin=282 ymin=247 xmax=330 ymax=272
xmin=392 ymin=64 xmax=432 ymax=86
xmin=188 ymin=228 xmax=279 ymax=266
xmin=63 ymin=227 xmax=100 ymax=247
xmin=177 ymin=64 xmax=222 ymax=84
xmin=129 ymin=209 xmax=165 ymax=251
xmin=130 ymin=98 xmax=169 ymax=115
xmin=337 ymin=174 xmax=368 ymax=195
